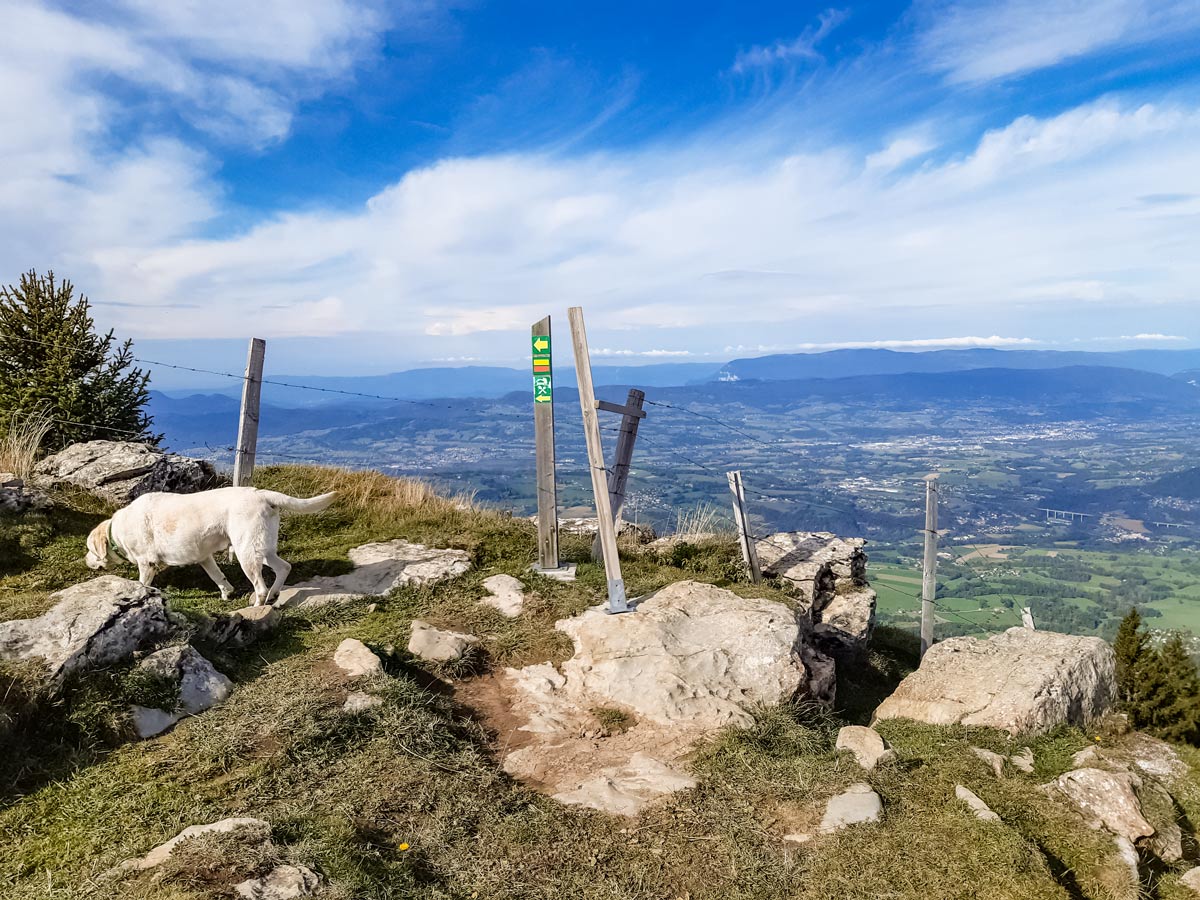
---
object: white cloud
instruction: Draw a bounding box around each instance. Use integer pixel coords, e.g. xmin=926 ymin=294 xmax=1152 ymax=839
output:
xmin=590 ymin=348 xmax=695 ymax=357
xmin=1118 ymin=333 xmax=1189 ymax=341
xmin=732 ymin=8 xmax=847 ymax=73
xmin=918 ymin=0 xmax=1200 ymax=84
xmin=724 ymin=337 xmax=1037 ymax=353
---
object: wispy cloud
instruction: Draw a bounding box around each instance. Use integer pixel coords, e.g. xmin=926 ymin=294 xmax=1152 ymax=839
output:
xmin=918 ymin=0 xmax=1200 ymax=84
xmin=724 ymin=337 xmax=1038 ymax=354
xmin=731 ymin=8 xmax=847 ymax=74
xmin=590 ymin=348 xmax=695 ymax=358
xmin=1118 ymin=333 xmax=1189 ymax=341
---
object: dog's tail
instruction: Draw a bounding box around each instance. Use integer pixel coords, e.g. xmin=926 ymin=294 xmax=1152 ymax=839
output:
xmin=259 ymin=490 xmax=337 ymax=514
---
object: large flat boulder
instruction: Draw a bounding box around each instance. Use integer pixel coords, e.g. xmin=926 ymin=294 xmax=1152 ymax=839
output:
xmin=874 ymin=627 xmax=1116 ymax=735
xmin=491 ymin=580 xmax=828 ymax=816
xmin=0 ymin=576 xmax=171 ymax=681
xmin=275 ymin=540 xmax=470 ymax=609
xmin=33 ymin=440 xmax=215 ymax=505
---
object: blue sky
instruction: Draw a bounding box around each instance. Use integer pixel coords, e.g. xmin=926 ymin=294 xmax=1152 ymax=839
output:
xmin=3 ymin=0 xmax=1199 ymax=384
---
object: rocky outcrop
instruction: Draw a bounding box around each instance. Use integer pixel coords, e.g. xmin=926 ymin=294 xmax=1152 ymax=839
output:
xmin=756 ymin=532 xmax=876 ymax=655
xmin=118 ymin=818 xmax=271 ymax=872
xmin=333 ymin=639 xmax=382 ymax=678
xmin=874 ymin=627 xmax=1116 ymax=735
xmin=480 ymin=574 xmax=525 ymax=617
xmin=0 ymin=474 xmax=52 ymax=514
xmin=491 ymin=580 xmax=828 ymax=816
xmin=558 ymin=517 xmax=657 ymax=543
xmin=0 ymin=576 xmax=170 ymax=682
xmin=33 ymin=440 xmax=215 ymax=505
xmin=275 ymin=540 xmax=470 ymax=609
xmin=130 ymin=645 xmax=234 ymax=739
xmin=1048 ymin=769 xmax=1154 ymax=845
xmin=408 ymin=621 xmax=480 ymax=663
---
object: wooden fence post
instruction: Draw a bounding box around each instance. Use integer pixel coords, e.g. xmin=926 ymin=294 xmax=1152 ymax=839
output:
xmin=568 ymin=307 xmax=631 ymax=614
xmin=531 ymin=317 xmax=560 ymax=571
xmin=727 ymin=470 xmax=762 ymax=583
xmin=920 ymin=473 xmax=939 ymax=659
xmin=591 ymin=388 xmax=646 ymax=561
xmin=233 ymin=338 xmax=266 ymax=487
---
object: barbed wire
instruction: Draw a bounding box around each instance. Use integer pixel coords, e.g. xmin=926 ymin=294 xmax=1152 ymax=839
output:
xmin=641 ymin=399 xmax=784 ymax=446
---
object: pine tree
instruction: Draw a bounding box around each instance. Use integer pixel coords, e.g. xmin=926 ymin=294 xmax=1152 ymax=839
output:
xmin=0 ymin=270 xmax=156 ymax=451
xmin=1142 ymin=635 xmax=1200 ymax=744
xmin=1113 ymin=607 xmax=1147 ymax=703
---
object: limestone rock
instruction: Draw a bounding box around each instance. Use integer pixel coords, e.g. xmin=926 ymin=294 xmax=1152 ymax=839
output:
xmin=800 ymin=644 xmax=837 ymax=706
xmin=408 ymin=621 xmax=480 ymax=663
xmin=1137 ymin=774 xmax=1183 ymax=863
xmin=276 ymin=540 xmax=470 ymax=609
xmin=480 ymin=574 xmax=525 ymax=617
xmin=874 ymin=628 xmax=1116 ymax=735
xmin=201 ymin=605 xmax=280 ymax=649
xmin=131 ymin=645 xmax=234 ymax=738
xmin=33 ymin=440 xmax=214 ymax=505
xmin=235 ymin=864 xmax=323 ymax=899
xmin=551 ymin=580 xmax=812 ymax=728
xmin=333 ymin=639 xmax=382 ymax=678
xmin=1010 ymin=747 xmax=1035 ymax=773
xmin=342 ymin=691 xmax=382 ymax=713
xmin=559 ymin=517 xmax=656 ymax=543
xmin=836 ymin=726 xmax=894 ymax=770
xmin=1114 ymin=836 xmax=1140 ymax=887
xmin=755 ymin=532 xmax=875 ymax=654
xmin=551 ymin=752 xmax=697 ymax=817
xmin=0 ymin=576 xmax=170 ymax=682
xmin=0 ymin=475 xmax=52 ymax=514
xmin=971 ymin=748 xmax=1007 ymax=777
xmin=1048 ymin=768 xmax=1154 ymax=843
xmin=1072 ymin=746 xmax=1103 ymax=768
xmin=1181 ymin=866 xmax=1200 ymax=894
xmin=819 ymin=783 xmax=883 ymax=832
xmin=1126 ymin=733 xmax=1188 ymax=782
xmin=119 ymin=817 xmax=271 ymax=871
xmin=955 ymin=785 xmax=1001 ymax=822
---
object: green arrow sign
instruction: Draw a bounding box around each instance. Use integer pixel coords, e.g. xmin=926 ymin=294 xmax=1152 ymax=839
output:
xmin=532 ymin=335 xmax=550 ymax=354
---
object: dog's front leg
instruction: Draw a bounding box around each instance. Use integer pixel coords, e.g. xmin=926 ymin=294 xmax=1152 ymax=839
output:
xmin=136 ymin=561 xmax=158 ymax=586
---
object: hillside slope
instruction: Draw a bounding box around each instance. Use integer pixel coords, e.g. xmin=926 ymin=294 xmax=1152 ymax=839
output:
xmin=3 ymin=467 xmax=1200 ymax=900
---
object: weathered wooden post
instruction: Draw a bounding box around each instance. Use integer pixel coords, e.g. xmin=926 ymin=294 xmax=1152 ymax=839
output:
xmin=1022 ymin=607 xmax=1036 ymax=630
xmin=726 ymin=471 xmax=763 ymax=583
xmin=591 ymin=388 xmax=646 ymax=561
xmin=920 ymin=473 xmax=939 ymax=659
xmin=531 ymin=317 xmax=560 ymax=570
xmin=568 ymin=307 xmax=631 ymax=614
xmin=233 ymin=338 xmax=266 ymax=487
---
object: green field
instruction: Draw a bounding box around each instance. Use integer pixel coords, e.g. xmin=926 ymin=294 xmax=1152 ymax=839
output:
xmin=870 ymin=545 xmax=1200 ymax=640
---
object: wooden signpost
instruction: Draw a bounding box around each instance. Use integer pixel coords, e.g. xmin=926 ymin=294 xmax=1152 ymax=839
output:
xmin=531 ymin=317 xmax=563 ymax=574
xmin=233 ymin=337 xmax=265 ymax=487
xmin=568 ymin=307 xmax=632 ymax=614
xmin=591 ymin=389 xmax=646 ymax=561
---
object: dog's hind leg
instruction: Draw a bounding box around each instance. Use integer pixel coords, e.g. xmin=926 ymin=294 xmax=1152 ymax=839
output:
xmin=200 ymin=555 xmax=237 ymax=603
xmin=263 ymin=551 xmax=292 ymax=605
xmin=234 ymin=549 xmax=269 ymax=606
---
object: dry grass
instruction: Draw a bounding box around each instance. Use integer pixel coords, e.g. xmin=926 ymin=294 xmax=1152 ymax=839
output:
xmin=0 ymin=407 xmax=52 ymax=480
xmin=673 ymin=502 xmax=733 ymax=538
xmin=318 ymin=466 xmax=479 ymax=517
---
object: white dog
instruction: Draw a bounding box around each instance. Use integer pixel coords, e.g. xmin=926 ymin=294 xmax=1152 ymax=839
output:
xmin=85 ymin=487 xmax=337 ymax=606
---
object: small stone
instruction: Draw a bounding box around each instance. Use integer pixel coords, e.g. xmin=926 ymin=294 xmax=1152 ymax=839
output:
xmin=819 ymin=782 xmax=883 ymax=833
xmin=955 ymin=785 xmax=1001 ymax=822
xmin=1181 ymin=866 xmax=1200 ymax=893
xmin=1048 ymin=768 xmax=1153 ymax=843
xmin=480 ymin=574 xmax=526 ymax=617
xmin=782 ymin=833 xmax=813 ymax=845
xmin=131 ymin=645 xmax=234 ymax=738
xmin=835 ymin=726 xmax=894 ymax=770
xmin=343 ymin=691 xmax=383 ymax=713
xmin=333 ymin=639 xmax=382 ymax=678
xmin=1114 ymin=836 xmax=1140 ymax=886
xmin=551 ymin=753 xmax=697 ymax=817
xmin=365 ymin=603 xmax=377 ymax=614
xmin=1010 ymin=747 xmax=1035 ymax=773
xmin=408 ymin=620 xmax=480 ymax=663
xmin=971 ymin=747 xmax=1007 ymax=777
xmin=1072 ymin=746 xmax=1103 ymax=768
xmin=204 ymin=605 xmax=280 ymax=649
xmin=235 ymin=863 xmax=322 ymax=899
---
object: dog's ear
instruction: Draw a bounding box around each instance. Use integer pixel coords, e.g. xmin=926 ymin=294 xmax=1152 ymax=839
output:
xmin=85 ymin=521 xmax=110 ymax=568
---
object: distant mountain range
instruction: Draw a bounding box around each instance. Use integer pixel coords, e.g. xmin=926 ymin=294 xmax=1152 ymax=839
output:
xmin=156 ymin=347 xmax=1200 ymax=409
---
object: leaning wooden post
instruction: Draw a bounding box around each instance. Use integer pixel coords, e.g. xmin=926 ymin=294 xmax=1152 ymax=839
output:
xmin=531 ymin=317 xmax=560 ymax=571
xmin=233 ymin=338 xmax=266 ymax=487
xmin=920 ymin=473 xmax=940 ymax=659
xmin=568 ymin=307 xmax=631 ymax=614
xmin=591 ymin=388 xmax=646 ymax=561
xmin=727 ymin=471 xmax=763 ymax=583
